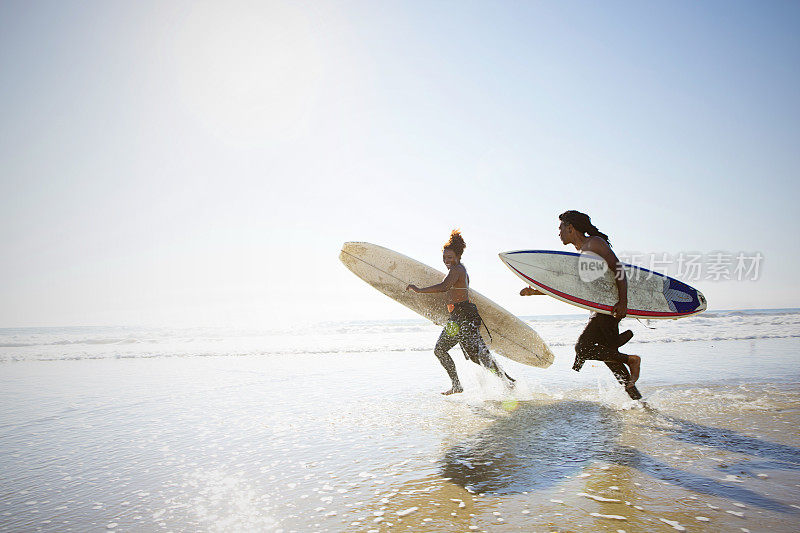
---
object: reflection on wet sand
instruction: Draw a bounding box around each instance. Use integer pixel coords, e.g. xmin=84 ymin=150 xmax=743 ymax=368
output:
xmin=441 ymin=401 xmax=798 ymax=511
xmin=442 ymin=401 xmax=621 ymax=494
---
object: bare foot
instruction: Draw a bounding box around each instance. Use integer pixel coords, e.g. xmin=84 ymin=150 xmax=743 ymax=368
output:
xmin=442 ymin=386 xmax=463 ymax=395
xmin=626 ymin=354 xmax=641 ymax=384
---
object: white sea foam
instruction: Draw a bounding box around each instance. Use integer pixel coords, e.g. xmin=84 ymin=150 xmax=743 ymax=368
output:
xmin=2 ymin=309 xmax=797 ymax=364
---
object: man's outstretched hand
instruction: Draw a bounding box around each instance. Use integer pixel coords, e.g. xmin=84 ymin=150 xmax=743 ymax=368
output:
xmin=520 ymin=287 xmax=545 ymax=296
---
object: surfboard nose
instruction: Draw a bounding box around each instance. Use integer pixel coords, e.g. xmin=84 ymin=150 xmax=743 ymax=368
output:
xmin=498 ymin=251 xmax=520 ymax=266
xmin=341 ymin=242 xmax=368 ymax=256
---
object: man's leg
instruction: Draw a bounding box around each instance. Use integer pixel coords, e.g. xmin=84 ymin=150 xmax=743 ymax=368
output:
xmin=618 ymin=330 xmax=633 ymax=347
xmin=600 ymin=318 xmax=640 ymax=383
xmin=577 ymin=315 xmax=642 ymax=399
xmin=626 ymin=354 xmax=641 ymax=383
xmin=601 ymin=349 xmax=641 ymax=388
xmin=604 ymin=360 xmax=642 ymax=400
xmin=434 ymin=327 xmax=462 ymax=394
xmin=574 ymin=314 xmax=607 ymax=371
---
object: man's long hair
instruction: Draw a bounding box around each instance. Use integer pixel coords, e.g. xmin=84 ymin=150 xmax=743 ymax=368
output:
xmin=559 ymin=211 xmax=611 ymax=246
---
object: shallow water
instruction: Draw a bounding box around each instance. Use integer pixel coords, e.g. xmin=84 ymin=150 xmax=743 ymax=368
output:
xmin=1 ymin=331 xmax=799 ymax=532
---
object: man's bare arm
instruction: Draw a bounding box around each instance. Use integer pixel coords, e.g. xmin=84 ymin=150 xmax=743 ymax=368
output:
xmin=520 ymin=287 xmax=545 ymax=296
xmin=583 ymin=237 xmax=628 ymax=318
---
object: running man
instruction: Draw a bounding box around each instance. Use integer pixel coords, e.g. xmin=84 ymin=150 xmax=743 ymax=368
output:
xmin=521 ymin=211 xmax=642 ymax=398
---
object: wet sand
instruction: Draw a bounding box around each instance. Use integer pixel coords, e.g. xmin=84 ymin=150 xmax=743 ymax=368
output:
xmin=1 ymin=339 xmax=799 ymax=532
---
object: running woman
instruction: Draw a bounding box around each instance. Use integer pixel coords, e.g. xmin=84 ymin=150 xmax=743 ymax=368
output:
xmin=407 ymin=230 xmax=514 ymax=395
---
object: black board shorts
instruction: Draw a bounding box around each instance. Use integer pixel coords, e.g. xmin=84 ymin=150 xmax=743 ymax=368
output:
xmin=574 ymin=312 xmax=629 ymax=367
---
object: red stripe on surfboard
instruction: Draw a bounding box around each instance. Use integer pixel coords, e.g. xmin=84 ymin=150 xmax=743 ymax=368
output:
xmin=506 ymin=262 xmax=689 ymax=318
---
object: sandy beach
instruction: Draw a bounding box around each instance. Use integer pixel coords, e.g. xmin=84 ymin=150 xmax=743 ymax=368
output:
xmin=1 ymin=311 xmax=799 ymax=532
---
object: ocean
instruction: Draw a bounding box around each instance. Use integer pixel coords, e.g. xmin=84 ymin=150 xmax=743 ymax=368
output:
xmin=1 ymin=309 xmax=799 ymax=531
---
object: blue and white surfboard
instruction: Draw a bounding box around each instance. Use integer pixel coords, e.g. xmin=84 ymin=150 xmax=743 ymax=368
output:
xmin=500 ymin=250 xmax=707 ymax=319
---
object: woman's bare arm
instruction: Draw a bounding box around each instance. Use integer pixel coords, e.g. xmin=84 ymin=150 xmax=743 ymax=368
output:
xmin=407 ymin=265 xmax=462 ymax=293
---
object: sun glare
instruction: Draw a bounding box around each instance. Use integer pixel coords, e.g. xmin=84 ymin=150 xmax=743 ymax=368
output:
xmin=172 ymin=2 xmax=322 ymax=146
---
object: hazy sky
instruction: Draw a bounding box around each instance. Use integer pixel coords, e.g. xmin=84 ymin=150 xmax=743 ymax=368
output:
xmin=1 ymin=0 xmax=798 ymax=327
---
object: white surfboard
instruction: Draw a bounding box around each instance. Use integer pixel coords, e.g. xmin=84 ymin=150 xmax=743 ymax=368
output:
xmin=340 ymin=242 xmax=554 ymax=368
xmin=499 ymin=250 xmax=707 ymax=319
